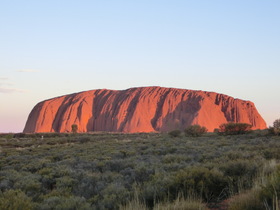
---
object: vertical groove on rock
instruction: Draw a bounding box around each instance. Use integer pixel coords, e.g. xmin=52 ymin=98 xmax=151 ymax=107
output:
xmin=23 ymin=87 xmax=267 ymax=133
xmin=119 ymin=89 xmax=141 ymax=132
xmin=52 ymin=95 xmax=76 ymax=132
xmin=151 ymin=88 xmax=171 ymax=130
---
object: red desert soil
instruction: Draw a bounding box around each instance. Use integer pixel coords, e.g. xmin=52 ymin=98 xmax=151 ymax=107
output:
xmin=24 ymin=86 xmax=267 ymax=133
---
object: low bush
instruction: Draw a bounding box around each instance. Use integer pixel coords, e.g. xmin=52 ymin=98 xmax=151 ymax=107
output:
xmin=268 ymin=118 xmax=280 ymax=135
xmin=259 ymin=165 xmax=280 ymax=209
xmin=77 ymin=137 xmax=90 ymax=144
xmin=228 ymin=163 xmax=280 ymax=210
xmin=175 ymin=167 xmax=228 ymax=202
xmin=184 ymin=125 xmax=207 ymax=137
xmin=0 ymin=189 xmax=35 ymax=210
xmin=40 ymin=196 xmax=91 ymax=210
xmin=218 ymin=123 xmax=252 ymax=135
xmin=0 ymin=132 xmax=279 ymax=209
xmin=168 ymin=130 xmax=182 ymax=138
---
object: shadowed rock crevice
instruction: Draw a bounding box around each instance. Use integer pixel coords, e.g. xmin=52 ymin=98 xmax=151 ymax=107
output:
xmin=52 ymin=94 xmax=77 ymax=132
xmin=159 ymin=94 xmax=203 ymax=132
xmin=151 ymin=88 xmax=172 ymax=130
xmin=23 ymin=87 xmax=267 ymax=133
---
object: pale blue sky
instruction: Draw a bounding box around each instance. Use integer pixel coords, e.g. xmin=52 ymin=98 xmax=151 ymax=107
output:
xmin=1 ymin=1 xmax=279 ymax=132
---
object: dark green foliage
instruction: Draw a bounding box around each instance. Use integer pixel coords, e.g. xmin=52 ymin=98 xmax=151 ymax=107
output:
xmin=219 ymin=160 xmax=259 ymax=194
xmin=219 ymin=123 xmax=252 ymax=135
xmin=273 ymin=119 xmax=280 ymax=130
xmin=213 ymin=128 xmax=220 ymax=133
xmin=184 ymin=125 xmax=208 ymax=137
xmin=0 ymin=189 xmax=35 ymax=210
xmin=259 ymin=165 xmax=280 ymax=208
xmin=77 ymin=137 xmax=90 ymax=144
xmin=40 ymin=196 xmax=91 ymax=210
xmin=268 ymin=118 xmax=280 ymax=135
xmin=71 ymin=124 xmax=78 ymax=133
xmin=228 ymin=164 xmax=280 ymax=210
xmin=175 ymin=167 xmax=228 ymax=201
xmin=0 ymin=132 xmax=279 ymax=209
xmin=168 ymin=130 xmax=182 ymax=137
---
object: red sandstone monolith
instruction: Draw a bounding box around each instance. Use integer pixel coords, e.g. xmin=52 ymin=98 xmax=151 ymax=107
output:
xmin=23 ymin=87 xmax=267 ymax=133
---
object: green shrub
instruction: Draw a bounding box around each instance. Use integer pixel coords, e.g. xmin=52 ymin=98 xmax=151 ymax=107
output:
xmin=259 ymin=165 xmax=280 ymax=209
xmin=14 ymin=173 xmax=41 ymax=198
xmin=78 ymin=137 xmax=90 ymax=144
xmin=71 ymin=124 xmax=78 ymax=133
xmin=273 ymin=119 xmax=280 ymax=130
xmin=40 ymin=196 xmax=91 ymax=210
xmin=184 ymin=125 xmax=207 ymax=137
xmin=175 ymin=167 xmax=228 ymax=201
xmin=213 ymin=128 xmax=220 ymax=133
xmin=0 ymin=132 xmax=279 ymax=209
xmin=219 ymin=160 xmax=259 ymax=194
xmin=0 ymin=189 xmax=35 ymax=210
xmin=219 ymin=123 xmax=252 ymax=135
xmin=268 ymin=118 xmax=280 ymax=135
xmin=168 ymin=130 xmax=182 ymax=138
xmin=228 ymin=164 xmax=280 ymax=210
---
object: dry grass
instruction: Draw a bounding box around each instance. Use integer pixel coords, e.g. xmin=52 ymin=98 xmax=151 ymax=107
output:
xmin=227 ymin=188 xmax=264 ymax=210
xmin=154 ymin=194 xmax=206 ymax=210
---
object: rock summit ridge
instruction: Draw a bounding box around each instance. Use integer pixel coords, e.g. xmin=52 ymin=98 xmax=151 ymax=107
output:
xmin=23 ymin=86 xmax=267 ymax=133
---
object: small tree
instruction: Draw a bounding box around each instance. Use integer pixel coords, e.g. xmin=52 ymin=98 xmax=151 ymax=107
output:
xmin=273 ymin=118 xmax=280 ymax=131
xmin=219 ymin=122 xmax=252 ymax=135
xmin=71 ymin=124 xmax=78 ymax=133
xmin=268 ymin=118 xmax=280 ymax=135
xmin=184 ymin=125 xmax=208 ymax=137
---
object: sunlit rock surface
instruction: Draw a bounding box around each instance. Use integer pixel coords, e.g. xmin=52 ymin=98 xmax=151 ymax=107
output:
xmin=24 ymin=87 xmax=267 ymax=133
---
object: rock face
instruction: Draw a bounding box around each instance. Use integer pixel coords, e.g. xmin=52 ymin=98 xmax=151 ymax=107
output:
xmin=23 ymin=87 xmax=267 ymax=133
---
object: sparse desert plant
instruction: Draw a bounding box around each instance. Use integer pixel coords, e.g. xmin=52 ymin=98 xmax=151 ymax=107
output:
xmin=77 ymin=137 xmax=90 ymax=144
xmin=219 ymin=123 xmax=252 ymax=135
xmin=168 ymin=130 xmax=182 ymax=138
xmin=175 ymin=167 xmax=228 ymax=202
xmin=259 ymin=165 xmax=280 ymax=209
xmin=184 ymin=125 xmax=207 ymax=137
xmin=71 ymin=124 xmax=78 ymax=133
xmin=274 ymin=119 xmax=280 ymax=130
xmin=268 ymin=118 xmax=280 ymax=135
xmin=227 ymin=188 xmax=264 ymax=210
xmin=120 ymin=189 xmax=148 ymax=210
xmin=154 ymin=193 xmax=206 ymax=210
xmin=228 ymin=162 xmax=280 ymax=210
xmin=120 ymin=199 xmax=148 ymax=210
xmin=219 ymin=160 xmax=259 ymax=194
xmin=213 ymin=128 xmax=220 ymax=133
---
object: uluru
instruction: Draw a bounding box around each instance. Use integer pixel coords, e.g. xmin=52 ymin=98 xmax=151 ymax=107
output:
xmin=23 ymin=86 xmax=267 ymax=133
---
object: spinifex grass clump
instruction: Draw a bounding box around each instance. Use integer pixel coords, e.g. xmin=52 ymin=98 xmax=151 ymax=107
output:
xmin=228 ymin=161 xmax=280 ymax=210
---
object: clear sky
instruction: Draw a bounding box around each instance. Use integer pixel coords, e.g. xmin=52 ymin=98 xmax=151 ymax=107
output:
xmin=1 ymin=0 xmax=279 ymax=132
